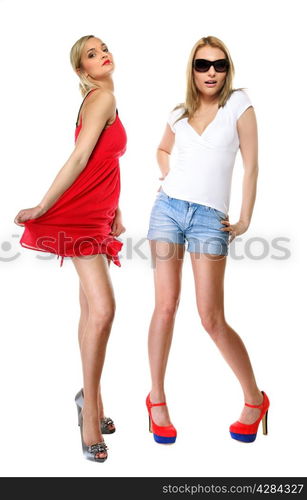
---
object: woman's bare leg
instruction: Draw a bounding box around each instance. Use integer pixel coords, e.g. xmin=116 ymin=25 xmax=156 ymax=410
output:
xmin=148 ymin=240 xmax=185 ymax=426
xmin=72 ymin=253 xmax=115 ymax=458
xmin=190 ymin=253 xmax=263 ymax=424
xmin=78 ymin=266 xmax=115 ymax=431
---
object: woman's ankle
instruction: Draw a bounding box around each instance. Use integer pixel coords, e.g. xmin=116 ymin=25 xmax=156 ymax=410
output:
xmin=82 ymin=405 xmax=100 ymax=419
xmin=150 ymin=389 xmax=166 ymax=403
xmin=244 ymin=388 xmax=263 ymax=405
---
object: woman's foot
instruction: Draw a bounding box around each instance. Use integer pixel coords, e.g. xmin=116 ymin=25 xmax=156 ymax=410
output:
xmin=97 ymin=392 xmax=115 ymax=432
xmin=82 ymin=408 xmax=108 ymax=460
xmin=149 ymin=391 xmax=173 ymax=426
xmin=237 ymin=390 xmax=264 ymax=425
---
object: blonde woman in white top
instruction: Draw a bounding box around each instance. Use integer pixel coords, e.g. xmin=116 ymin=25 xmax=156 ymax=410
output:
xmin=146 ymin=36 xmax=270 ymax=445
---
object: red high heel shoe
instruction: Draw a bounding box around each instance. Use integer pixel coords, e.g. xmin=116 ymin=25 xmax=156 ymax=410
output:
xmin=146 ymin=393 xmax=177 ymax=444
xmin=229 ymin=390 xmax=270 ymax=442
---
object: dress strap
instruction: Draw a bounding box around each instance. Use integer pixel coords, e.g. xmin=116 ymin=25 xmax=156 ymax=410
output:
xmin=75 ymin=88 xmax=99 ymax=127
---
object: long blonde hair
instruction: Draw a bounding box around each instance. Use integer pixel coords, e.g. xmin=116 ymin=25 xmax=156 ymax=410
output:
xmin=173 ymin=36 xmax=246 ymax=125
xmin=70 ymin=35 xmax=101 ymax=97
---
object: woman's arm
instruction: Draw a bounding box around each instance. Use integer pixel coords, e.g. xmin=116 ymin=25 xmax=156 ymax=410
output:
xmin=237 ymin=106 xmax=259 ymax=229
xmin=14 ymin=90 xmax=115 ymax=225
xmin=220 ymin=107 xmax=258 ymax=241
xmin=156 ymin=124 xmax=175 ymax=180
xmin=39 ymin=90 xmax=115 ymax=211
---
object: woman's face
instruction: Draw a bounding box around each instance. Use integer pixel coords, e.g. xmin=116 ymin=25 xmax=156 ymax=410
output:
xmin=78 ymin=37 xmax=114 ymax=82
xmin=193 ymin=46 xmax=228 ymax=98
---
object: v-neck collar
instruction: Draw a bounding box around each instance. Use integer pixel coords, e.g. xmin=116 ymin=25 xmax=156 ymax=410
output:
xmin=186 ymin=106 xmax=222 ymax=137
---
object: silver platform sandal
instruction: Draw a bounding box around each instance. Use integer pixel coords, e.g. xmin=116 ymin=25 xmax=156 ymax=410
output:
xmin=78 ymin=408 xmax=108 ymax=462
xmin=75 ymin=389 xmax=116 ymax=434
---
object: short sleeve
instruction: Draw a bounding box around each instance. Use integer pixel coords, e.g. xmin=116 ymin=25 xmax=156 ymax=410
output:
xmin=167 ymin=106 xmax=184 ymax=132
xmin=233 ymin=90 xmax=253 ymax=121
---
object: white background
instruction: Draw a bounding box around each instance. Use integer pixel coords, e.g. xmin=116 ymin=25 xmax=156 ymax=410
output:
xmin=0 ymin=0 xmax=306 ymax=477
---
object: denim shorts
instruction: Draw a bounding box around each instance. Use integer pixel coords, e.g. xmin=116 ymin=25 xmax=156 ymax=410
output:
xmin=147 ymin=188 xmax=230 ymax=256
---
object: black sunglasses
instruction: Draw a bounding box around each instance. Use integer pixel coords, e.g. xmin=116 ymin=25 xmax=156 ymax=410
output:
xmin=193 ymin=58 xmax=229 ymax=73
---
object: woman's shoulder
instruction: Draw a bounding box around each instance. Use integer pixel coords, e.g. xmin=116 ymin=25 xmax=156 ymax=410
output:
xmin=83 ymin=89 xmax=116 ymax=118
xmin=229 ymin=87 xmax=251 ymax=104
xmin=167 ymin=104 xmax=185 ymax=132
xmin=86 ymin=88 xmax=115 ymax=106
xmin=227 ymin=88 xmax=253 ymax=120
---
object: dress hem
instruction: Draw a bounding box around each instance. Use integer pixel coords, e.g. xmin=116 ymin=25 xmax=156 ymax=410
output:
xmin=20 ymin=241 xmax=122 ymax=268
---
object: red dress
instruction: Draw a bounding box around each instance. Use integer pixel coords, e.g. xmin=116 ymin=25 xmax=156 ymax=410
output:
xmin=19 ymin=89 xmax=127 ymax=267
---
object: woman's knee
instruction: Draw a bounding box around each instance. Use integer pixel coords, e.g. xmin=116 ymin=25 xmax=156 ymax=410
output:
xmin=89 ymin=302 xmax=116 ymax=329
xmin=200 ymin=311 xmax=226 ymax=339
xmin=155 ymin=297 xmax=180 ymax=318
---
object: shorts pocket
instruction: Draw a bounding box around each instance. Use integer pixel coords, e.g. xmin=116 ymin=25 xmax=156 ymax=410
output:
xmin=156 ymin=190 xmax=169 ymax=201
xmin=212 ymin=207 xmax=228 ymax=220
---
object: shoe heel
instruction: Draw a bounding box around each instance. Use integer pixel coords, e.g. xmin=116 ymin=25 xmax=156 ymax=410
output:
xmin=148 ymin=415 xmax=152 ymax=433
xmin=75 ymin=389 xmax=83 ymax=428
xmin=262 ymin=410 xmax=268 ymax=435
xmin=76 ymin=403 xmax=82 ymax=426
xmin=75 ymin=389 xmax=83 ymax=408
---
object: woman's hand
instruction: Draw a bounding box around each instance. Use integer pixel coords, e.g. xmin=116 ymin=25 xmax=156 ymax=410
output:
xmin=158 ymin=167 xmax=170 ymax=181
xmin=110 ymin=209 xmax=126 ymax=237
xmin=14 ymin=205 xmax=46 ymax=227
xmin=159 ymin=171 xmax=169 ymax=181
xmin=220 ymin=219 xmax=249 ymax=243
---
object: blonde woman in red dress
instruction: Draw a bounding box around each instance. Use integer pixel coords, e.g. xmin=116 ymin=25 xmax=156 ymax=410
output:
xmin=14 ymin=35 xmax=127 ymax=462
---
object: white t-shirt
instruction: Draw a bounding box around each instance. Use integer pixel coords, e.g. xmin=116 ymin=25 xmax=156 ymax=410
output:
xmin=161 ymin=89 xmax=253 ymax=215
